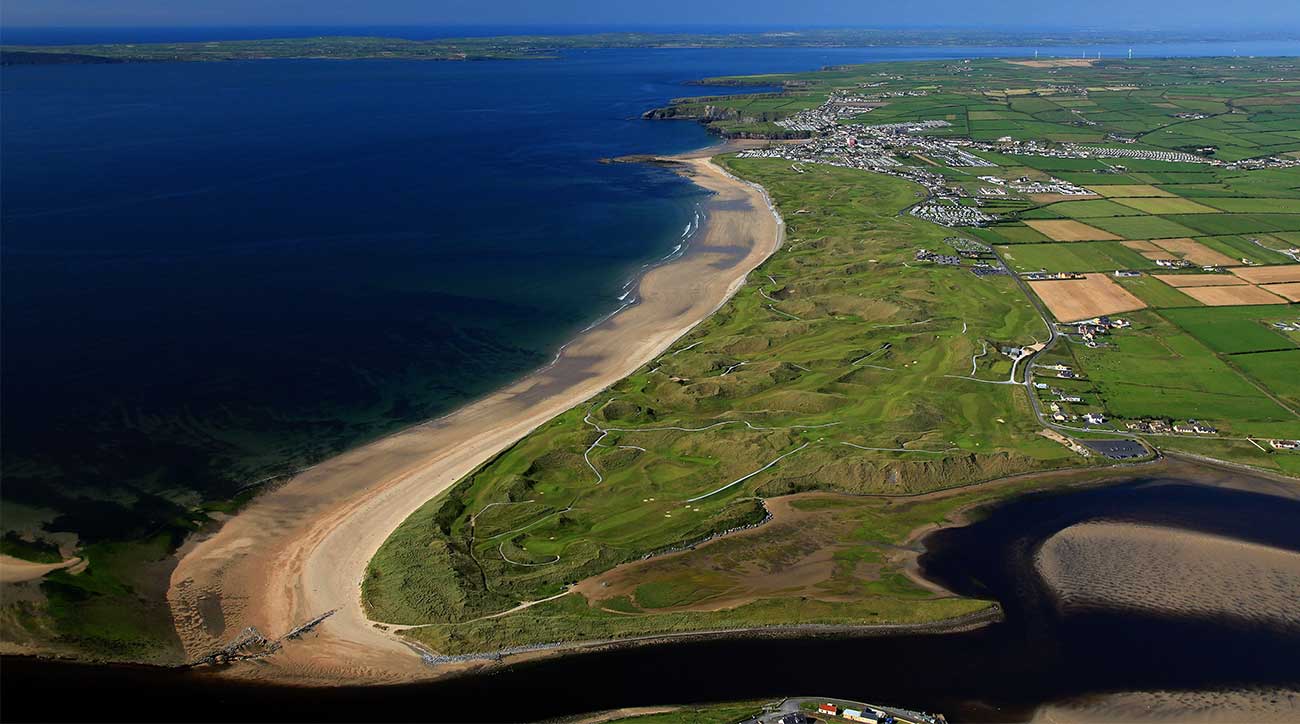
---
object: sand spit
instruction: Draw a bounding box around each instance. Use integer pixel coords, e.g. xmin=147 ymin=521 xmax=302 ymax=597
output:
xmin=166 ymin=151 xmax=783 ymax=685
xmin=1035 ymin=521 xmax=1300 ymax=630
xmin=0 ymin=554 xmax=82 ymax=584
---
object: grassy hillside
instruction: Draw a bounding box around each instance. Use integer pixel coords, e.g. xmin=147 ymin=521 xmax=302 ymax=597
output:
xmin=367 ymin=158 xmax=1085 ymax=653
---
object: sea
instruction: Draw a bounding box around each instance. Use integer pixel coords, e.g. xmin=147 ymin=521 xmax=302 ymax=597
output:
xmin=3 ymin=37 xmax=1299 ymax=543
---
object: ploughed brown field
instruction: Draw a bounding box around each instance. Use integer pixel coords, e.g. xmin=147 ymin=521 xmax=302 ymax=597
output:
xmin=1153 ymin=273 xmax=1249 ymax=287
xmin=1262 ymin=282 xmax=1300 ymax=302
xmin=1179 ymin=285 xmax=1290 ymax=306
xmin=1023 ymin=219 xmax=1121 ymax=242
xmin=1028 ymin=273 xmax=1147 ymax=322
xmin=1090 ymin=184 xmax=1175 ymax=198
xmin=1151 ymin=238 xmax=1238 ymax=267
xmin=1231 ymin=265 xmax=1300 ymax=284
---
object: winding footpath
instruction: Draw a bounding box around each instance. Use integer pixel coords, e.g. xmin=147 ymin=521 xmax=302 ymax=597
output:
xmin=166 ymin=150 xmax=785 ymax=684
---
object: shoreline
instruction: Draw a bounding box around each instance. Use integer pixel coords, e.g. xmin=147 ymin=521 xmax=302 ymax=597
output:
xmin=165 ymin=146 xmax=786 ymax=685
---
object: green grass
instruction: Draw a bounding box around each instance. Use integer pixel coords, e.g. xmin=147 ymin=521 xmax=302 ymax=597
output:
xmin=366 ymin=58 xmax=1300 ymax=657
xmin=1160 ymin=305 xmax=1299 ymax=354
xmin=1069 ymin=311 xmax=1299 ymax=436
xmin=603 ymin=701 xmax=769 ymax=724
xmin=0 ymin=533 xmax=63 ymax=564
xmin=996 ymin=241 xmax=1154 ymax=273
xmin=1085 ymin=215 xmax=1202 ymax=240
xmin=1230 ymin=350 xmax=1300 ymax=409
xmin=1020 ymin=199 xmax=1144 ymax=219
xmin=1113 ymin=275 xmax=1203 ymax=309
xmin=365 ymin=158 xmax=1083 ymax=646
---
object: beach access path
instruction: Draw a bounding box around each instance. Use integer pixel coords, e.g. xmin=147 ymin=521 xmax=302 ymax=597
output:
xmin=167 ymin=149 xmax=785 ymax=684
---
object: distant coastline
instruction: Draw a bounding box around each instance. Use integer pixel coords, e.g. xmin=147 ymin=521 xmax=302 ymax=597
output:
xmin=6 ymin=28 xmax=1300 ymax=64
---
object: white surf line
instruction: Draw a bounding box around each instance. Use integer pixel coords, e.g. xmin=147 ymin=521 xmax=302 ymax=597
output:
xmin=970 ymin=340 xmax=989 ymax=376
xmin=685 ymin=441 xmax=813 ymax=503
xmin=498 ymin=543 xmax=561 ymax=567
xmin=840 ymin=441 xmax=958 ymax=455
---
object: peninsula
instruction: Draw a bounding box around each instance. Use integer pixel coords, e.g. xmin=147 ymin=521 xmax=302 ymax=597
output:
xmin=3 ymin=54 xmax=1299 ymax=717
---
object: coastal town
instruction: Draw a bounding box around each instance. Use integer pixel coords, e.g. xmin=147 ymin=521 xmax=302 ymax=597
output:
xmin=739 ymin=697 xmax=947 ymax=724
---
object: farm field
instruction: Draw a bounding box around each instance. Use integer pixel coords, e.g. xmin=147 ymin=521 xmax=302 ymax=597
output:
xmin=997 ymin=241 xmax=1153 ymax=273
xmin=1113 ymin=275 xmax=1203 ymax=309
xmin=1160 ymin=305 xmax=1298 ymax=354
xmin=1028 ymin=273 xmax=1147 ymax=321
xmin=1065 ymin=311 xmax=1297 ymax=436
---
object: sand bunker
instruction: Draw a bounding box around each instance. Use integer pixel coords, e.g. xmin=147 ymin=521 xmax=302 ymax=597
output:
xmin=1035 ymin=521 xmax=1300 ymax=630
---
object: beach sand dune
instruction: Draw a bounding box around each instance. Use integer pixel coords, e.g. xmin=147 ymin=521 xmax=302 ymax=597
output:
xmin=167 ymin=152 xmax=783 ymax=684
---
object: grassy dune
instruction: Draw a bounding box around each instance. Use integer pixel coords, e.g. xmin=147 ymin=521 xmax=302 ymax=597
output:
xmin=367 ymin=159 xmax=1084 ymax=653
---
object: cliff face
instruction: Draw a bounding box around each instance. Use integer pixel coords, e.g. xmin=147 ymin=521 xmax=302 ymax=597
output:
xmin=642 ymin=103 xmax=749 ymax=121
xmin=641 ymin=103 xmax=810 ymax=140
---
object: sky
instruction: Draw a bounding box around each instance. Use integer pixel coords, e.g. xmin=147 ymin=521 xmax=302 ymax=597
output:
xmin=3 ymin=0 xmax=1299 ymax=31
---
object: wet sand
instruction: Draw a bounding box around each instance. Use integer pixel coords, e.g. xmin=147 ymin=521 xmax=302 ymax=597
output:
xmin=1035 ymin=521 xmax=1300 ymax=629
xmin=166 ymin=151 xmax=783 ymax=685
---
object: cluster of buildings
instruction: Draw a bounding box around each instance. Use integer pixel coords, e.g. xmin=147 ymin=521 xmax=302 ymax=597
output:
xmin=1065 ymin=315 xmax=1131 ymax=346
xmin=914 ymin=248 xmax=961 ymax=265
xmin=909 ymin=202 xmax=996 ymax=227
xmin=816 ymin=703 xmax=897 ymax=724
xmin=1037 ymin=362 xmax=1080 ymax=379
xmin=1124 ymin=418 xmax=1218 ymax=435
xmin=1023 ymin=271 xmax=1085 ymax=281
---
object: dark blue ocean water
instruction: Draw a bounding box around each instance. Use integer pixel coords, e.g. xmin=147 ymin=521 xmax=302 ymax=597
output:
xmin=3 ymin=43 xmax=1299 ymax=543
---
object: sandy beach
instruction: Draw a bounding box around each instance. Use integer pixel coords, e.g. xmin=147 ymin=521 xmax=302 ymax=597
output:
xmin=0 ymin=554 xmax=82 ymax=584
xmin=166 ymin=149 xmax=784 ymax=684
